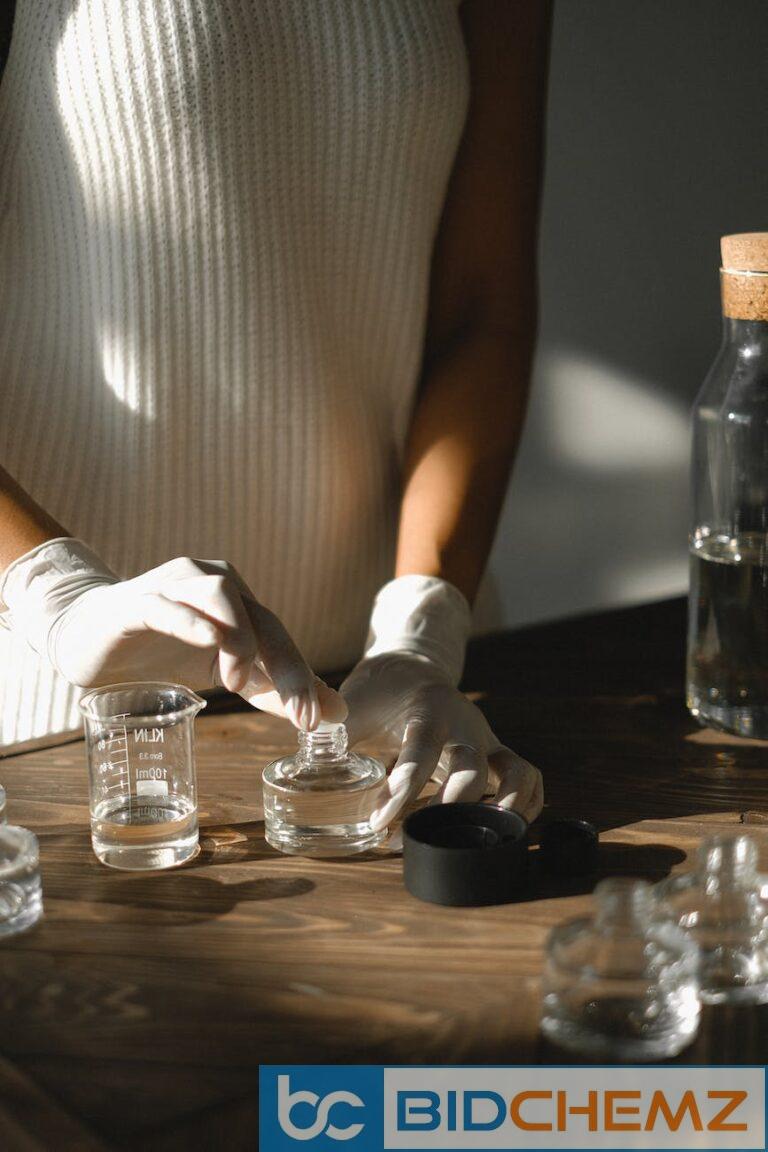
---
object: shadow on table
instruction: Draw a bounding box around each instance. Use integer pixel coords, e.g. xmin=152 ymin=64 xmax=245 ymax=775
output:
xmin=62 ymin=868 xmax=315 ymax=926
xmin=41 ymin=821 xmax=316 ymax=925
xmin=515 ymin=840 xmax=687 ymax=904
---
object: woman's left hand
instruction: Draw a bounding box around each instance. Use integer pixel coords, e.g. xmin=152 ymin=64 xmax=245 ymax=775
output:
xmin=340 ymin=651 xmax=543 ymax=848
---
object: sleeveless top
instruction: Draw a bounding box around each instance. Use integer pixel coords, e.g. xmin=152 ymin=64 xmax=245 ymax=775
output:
xmin=0 ymin=0 xmax=468 ymax=752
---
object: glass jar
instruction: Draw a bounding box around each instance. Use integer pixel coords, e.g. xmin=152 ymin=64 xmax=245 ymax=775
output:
xmin=262 ymin=722 xmax=386 ymax=856
xmin=0 ymin=825 xmax=43 ymax=937
xmin=688 ymin=233 xmax=768 ymax=736
xmin=541 ymin=878 xmax=700 ymax=1060
xmin=655 ymin=832 xmax=768 ymax=1004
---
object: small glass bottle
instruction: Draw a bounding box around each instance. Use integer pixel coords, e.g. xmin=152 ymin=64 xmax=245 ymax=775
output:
xmin=655 ymin=833 xmax=768 ymax=1004
xmin=262 ymin=722 xmax=387 ymax=856
xmin=688 ymin=233 xmax=768 ymax=736
xmin=541 ymin=878 xmax=700 ymax=1060
xmin=0 ymin=825 xmax=43 ymax=937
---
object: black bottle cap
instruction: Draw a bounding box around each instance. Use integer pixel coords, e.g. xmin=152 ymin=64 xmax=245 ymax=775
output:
xmin=538 ymin=818 xmax=599 ymax=875
xmin=402 ymin=803 xmax=528 ymax=906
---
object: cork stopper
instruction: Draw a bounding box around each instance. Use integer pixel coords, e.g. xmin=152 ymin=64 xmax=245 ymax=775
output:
xmin=720 ymin=233 xmax=768 ymax=321
xmin=721 ymin=233 xmax=768 ymax=273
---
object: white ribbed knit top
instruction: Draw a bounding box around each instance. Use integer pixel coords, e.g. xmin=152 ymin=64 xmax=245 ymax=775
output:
xmin=0 ymin=0 xmax=469 ymax=752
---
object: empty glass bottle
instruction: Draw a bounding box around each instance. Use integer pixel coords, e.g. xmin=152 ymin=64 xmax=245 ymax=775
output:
xmin=541 ymin=878 xmax=700 ymax=1060
xmin=655 ymin=833 xmax=768 ymax=1004
xmin=688 ymin=233 xmax=768 ymax=736
xmin=262 ymin=722 xmax=387 ymax=856
xmin=0 ymin=825 xmax=43 ymax=937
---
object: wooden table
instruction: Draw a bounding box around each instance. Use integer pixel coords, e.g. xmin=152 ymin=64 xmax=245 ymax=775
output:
xmin=1 ymin=597 xmax=767 ymax=1149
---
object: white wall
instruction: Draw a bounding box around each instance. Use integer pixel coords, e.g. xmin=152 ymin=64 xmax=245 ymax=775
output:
xmin=474 ymin=0 xmax=768 ymax=632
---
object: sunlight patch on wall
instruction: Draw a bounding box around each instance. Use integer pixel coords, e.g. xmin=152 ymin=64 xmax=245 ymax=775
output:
xmin=608 ymin=555 xmax=688 ymax=604
xmin=476 ymin=349 xmax=691 ymax=632
xmin=543 ymin=351 xmax=690 ymax=471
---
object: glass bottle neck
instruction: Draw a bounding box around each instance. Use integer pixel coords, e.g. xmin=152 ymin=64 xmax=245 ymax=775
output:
xmin=594 ymin=878 xmax=653 ymax=931
xmin=698 ymin=834 xmax=758 ymax=889
xmin=722 ymin=317 xmax=768 ymax=352
xmin=296 ymin=723 xmax=348 ymax=768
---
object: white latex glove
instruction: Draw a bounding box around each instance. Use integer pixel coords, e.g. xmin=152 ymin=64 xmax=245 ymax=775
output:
xmin=341 ymin=575 xmax=543 ymax=847
xmin=0 ymin=538 xmax=346 ymax=730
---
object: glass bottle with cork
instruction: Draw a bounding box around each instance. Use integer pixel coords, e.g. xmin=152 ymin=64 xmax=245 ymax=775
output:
xmin=688 ymin=233 xmax=768 ymax=736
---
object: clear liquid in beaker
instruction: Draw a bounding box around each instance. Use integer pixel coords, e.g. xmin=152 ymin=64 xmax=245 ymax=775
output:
xmin=81 ymin=682 xmax=204 ymax=871
xmin=92 ymin=793 xmax=198 ymax=870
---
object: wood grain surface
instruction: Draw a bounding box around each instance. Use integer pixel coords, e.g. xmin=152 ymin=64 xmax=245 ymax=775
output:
xmin=1 ymin=598 xmax=767 ymax=1149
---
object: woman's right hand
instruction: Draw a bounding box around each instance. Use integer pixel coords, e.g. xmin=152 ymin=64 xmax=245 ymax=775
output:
xmin=0 ymin=541 xmax=345 ymax=730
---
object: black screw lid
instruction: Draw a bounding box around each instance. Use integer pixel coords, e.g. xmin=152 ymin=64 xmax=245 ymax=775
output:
xmin=402 ymin=803 xmax=528 ymax=907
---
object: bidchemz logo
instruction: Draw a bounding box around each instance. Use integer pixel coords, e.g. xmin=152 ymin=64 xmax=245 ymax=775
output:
xmin=259 ymin=1066 xmax=765 ymax=1151
xmin=278 ymin=1074 xmax=365 ymax=1141
xmin=261 ymin=1067 xmax=382 ymax=1150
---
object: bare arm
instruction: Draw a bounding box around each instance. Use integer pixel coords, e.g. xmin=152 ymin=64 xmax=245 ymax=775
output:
xmin=0 ymin=465 xmax=66 ymax=573
xmin=395 ymin=0 xmax=551 ymax=602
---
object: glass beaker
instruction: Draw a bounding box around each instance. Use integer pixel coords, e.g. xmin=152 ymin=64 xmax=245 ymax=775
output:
xmin=79 ymin=682 xmax=205 ymax=870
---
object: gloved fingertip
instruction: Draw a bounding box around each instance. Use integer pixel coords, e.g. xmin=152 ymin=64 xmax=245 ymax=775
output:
xmin=240 ymin=683 xmax=263 ymax=708
xmin=369 ymin=808 xmax=390 ymax=833
xmin=223 ymin=672 xmax=247 ymax=695
xmin=316 ymin=680 xmax=348 ymax=723
xmin=387 ymin=828 xmax=403 ymax=853
xmin=369 ymin=793 xmax=404 ymax=832
xmin=294 ymin=692 xmax=322 ymax=731
xmin=307 ymin=695 xmax=322 ymax=732
xmin=284 ymin=695 xmax=303 ymax=729
xmin=221 ymin=658 xmax=251 ymax=695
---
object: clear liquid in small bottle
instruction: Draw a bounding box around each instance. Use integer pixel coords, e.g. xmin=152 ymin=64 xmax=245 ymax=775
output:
xmin=687 ymin=531 xmax=768 ymax=737
xmin=91 ymin=794 xmax=198 ymax=870
xmin=262 ymin=723 xmax=387 ymax=856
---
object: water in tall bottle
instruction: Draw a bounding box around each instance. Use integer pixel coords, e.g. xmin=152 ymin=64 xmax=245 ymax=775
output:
xmin=688 ymin=234 xmax=768 ymax=738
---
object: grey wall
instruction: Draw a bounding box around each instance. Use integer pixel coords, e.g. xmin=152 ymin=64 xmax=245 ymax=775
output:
xmin=475 ymin=0 xmax=768 ymax=633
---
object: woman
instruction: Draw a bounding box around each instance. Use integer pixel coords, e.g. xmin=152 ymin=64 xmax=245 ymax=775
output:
xmin=0 ymin=0 xmax=547 ymax=837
